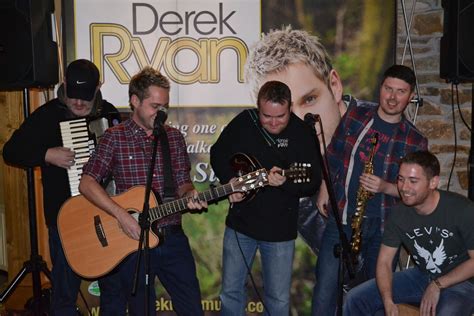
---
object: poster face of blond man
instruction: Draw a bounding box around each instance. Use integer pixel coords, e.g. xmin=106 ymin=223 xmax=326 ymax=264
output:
xmin=264 ymin=62 xmax=345 ymax=144
xmin=245 ymin=27 xmax=346 ymax=151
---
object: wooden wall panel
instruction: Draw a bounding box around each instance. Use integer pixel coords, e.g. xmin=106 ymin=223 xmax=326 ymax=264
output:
xmin=1 ymin=91 xmax=29 ymax=276
xmin=0 ymin=90 xmax=51 ymax=309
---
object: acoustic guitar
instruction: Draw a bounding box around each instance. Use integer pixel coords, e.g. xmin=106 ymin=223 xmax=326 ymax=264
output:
xmin=58 ymin=168 xmax=269 ymax=278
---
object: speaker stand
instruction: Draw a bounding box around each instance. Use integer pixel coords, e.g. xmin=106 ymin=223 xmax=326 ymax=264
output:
xmin=0 ymin=88 xmax=52 ymax=314
xmin=399 ymin=0 xmax=424 ymax=124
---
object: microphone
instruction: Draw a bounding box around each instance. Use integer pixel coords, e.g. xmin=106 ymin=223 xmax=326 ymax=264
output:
xmin=304 ymin=113 xmax=320 ymax=125
xmin=154 ymin=106 xmax=168 ymax=130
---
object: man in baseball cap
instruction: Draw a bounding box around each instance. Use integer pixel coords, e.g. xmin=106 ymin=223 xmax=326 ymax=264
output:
xmin=63 ymin=59 xmax=101 ymax=116
xmin=3 ymin=58 xmax=122 ymax=314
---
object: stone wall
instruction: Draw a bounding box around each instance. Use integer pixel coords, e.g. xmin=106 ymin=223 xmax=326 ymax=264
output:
xmin=397 ymin=0 xmax=473 ymax=195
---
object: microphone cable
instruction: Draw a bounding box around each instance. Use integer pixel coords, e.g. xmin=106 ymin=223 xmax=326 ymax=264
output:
xmin=233 ymin=228 xmax=272 ymax=316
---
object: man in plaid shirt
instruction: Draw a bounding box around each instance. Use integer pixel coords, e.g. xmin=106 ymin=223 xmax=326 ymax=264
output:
xmin=312 ymin=65 xmax=428 ymax=315
xmin=80 ymin=67 xmax=207 ymax=315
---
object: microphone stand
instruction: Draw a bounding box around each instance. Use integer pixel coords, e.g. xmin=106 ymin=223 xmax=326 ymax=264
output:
xmin=305 ymin=115 xmax=355 ymax=316
xmin=131 ymin=122 xmax=163 ymax=316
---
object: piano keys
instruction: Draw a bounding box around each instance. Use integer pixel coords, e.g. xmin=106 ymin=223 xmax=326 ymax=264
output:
xmin=60 ymin=117 xmax=109 ymax=196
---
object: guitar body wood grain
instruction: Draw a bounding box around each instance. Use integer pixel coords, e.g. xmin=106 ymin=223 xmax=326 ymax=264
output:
xmin=57 ymin=185 xmax=159 ymax=279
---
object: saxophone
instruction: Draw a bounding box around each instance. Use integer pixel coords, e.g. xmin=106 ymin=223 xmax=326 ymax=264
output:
xmin=350 ymin=133 xmax=379 ymax=255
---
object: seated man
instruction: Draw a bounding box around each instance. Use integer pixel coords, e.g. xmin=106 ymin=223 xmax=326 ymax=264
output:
xmin=344 ymin=151 xmax=474 ymax=316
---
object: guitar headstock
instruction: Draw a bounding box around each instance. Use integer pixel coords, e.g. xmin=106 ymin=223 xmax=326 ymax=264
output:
xmin=232 ymin=168 xmax=269 ymax=193
xmin=285 ymin=163 xmax=312 ymax=183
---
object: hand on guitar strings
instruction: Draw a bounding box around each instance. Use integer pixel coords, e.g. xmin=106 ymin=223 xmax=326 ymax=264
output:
xmin=268 ymin=166 xmax=286 ymax=187
xmin=184 ymin=189 xmax=208 ymax=213
xmin=116 ymin=210 xmax=141 ymax=240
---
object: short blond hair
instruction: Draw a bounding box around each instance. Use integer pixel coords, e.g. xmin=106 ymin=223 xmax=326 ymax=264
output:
xmin=245 ymin=26 xmax=333 ymax=101
xmin=128 ymin=66 xmax=170 ymax=109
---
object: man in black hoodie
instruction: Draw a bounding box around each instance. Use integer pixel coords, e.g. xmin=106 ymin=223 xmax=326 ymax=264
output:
xmin=3 ymin=59 xmax=121 ymax=315
xmin=210 ymin=80 xmax=322 ymax=315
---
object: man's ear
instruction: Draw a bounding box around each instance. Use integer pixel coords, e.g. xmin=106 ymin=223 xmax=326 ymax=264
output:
xmin=93 ymin=83 xmax=102 ymax=98
xmin=409 ymin=91 xmax=416 ymax=103
xmin=130 ymin=94 xmax=140 ymax=108
xmin=430 ymin=175 xmax=440 ymax=190
xmin=329 ymin=69 xmax=343 ymax=101
xmin=328 ymin=69 xmax=344 ymax=115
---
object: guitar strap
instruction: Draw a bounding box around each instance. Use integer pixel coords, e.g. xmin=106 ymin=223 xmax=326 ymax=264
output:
xmin=246 ymin=109 xmax=289 ymax=167
xmin=247 ymin=109 xmax=276 ymax=147
xmin=159 ymin=128 xmax=176 ymax=202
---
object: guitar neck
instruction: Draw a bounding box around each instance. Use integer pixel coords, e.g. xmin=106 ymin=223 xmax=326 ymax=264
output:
xmin=146 ymin=163 xmax=307 ymax=223
xmin=148 ymin=182 xmax=235 ymax=222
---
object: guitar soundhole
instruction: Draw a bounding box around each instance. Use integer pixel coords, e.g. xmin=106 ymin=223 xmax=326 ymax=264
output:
xmin=233 ymin=162 xmax=251 ymax=176
xmin=231 ymin=153 xmax=259 ymax=176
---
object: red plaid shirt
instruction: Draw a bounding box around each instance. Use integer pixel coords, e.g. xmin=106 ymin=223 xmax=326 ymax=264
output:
xmin=327 ymin=101 xmax=428 ymax=227
xmin=83 ymin=119 xmax=191 ymax=227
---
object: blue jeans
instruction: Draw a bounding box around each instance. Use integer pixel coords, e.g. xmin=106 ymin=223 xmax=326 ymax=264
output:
xmin=344 ymin=267 xmax=474 ymax=316
xmin=48 ymin=227 xmax=125 ymax=316
xmin=312 ymin=216 xmax=383 ymax=316
xmin=220 ymin=227 xmax=295 ymax=316
xmin=116 ymin=229 xmax=203 ymax=316
xmin=49 ymin=227 xmax=82 ymax=316
xmin=98 ymin=269 xmax=126 ymax=316
xmin=297 ymin=196 xmax=327 ymax=254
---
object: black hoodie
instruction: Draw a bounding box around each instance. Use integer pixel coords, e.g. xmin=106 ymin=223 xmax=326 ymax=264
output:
xmin=3 ymin=85 xmax=120 ymax=227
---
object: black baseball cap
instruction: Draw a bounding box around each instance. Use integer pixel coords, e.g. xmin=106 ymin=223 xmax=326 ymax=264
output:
xmin=65 ymin=59 xmax=100 ymax=101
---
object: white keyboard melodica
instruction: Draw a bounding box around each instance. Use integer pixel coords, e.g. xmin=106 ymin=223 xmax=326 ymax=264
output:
xmin=60 ymin=117 xmax=108 ymax=196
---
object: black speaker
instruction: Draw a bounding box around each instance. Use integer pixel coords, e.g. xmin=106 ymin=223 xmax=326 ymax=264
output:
xmin=440 ymin=0 xmax=474 ymax=83
xmin=0 ymin=0 xmax=58 ymax=90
